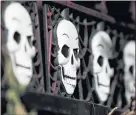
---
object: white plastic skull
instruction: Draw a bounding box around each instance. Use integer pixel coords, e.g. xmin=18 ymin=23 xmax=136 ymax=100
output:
xmin=123 ymin=40 xmax=135 ymax=104
xmin=91 ymin=31 xmax=114 ymax=102
xmin=56 ymin=19 xmax=80 ymax=95
xmin=4 ymin=2 xmax=36 ymax=86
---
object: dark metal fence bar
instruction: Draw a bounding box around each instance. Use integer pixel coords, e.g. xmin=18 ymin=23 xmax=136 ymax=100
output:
xmin=43 ymin=3 xmax=50 ymax=92
xmin=53 ymin=1 xmax=135 ymax=30
xmin=22 ymin=92 xmax=109 ymax=115
xmin=54 ymin=1 xmax=115 ymax=23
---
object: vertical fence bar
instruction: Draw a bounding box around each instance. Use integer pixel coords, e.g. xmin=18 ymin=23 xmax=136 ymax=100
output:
xmin=43 ymin=3 xmax=50 ymax=92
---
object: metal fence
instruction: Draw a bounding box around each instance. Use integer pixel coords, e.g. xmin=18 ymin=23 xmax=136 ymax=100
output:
xmin=1 ymin=1 xmax=135 ymax=115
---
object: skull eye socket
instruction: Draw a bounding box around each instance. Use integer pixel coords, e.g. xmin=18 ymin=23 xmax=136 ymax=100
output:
xmin=129 ymin=65 xmax=133 ymax=75
xmin=14 ymin=31 xmax=20 ymax=44
xmin=74 ymin=48 xmax=79 ymax=60
xmin=97 ymin=55 xmax=103 ymax=67
xmin=61 ymin=45 xmax=69 ymax=58
xmin=27 ymin=36 xmax=32 ymax=47
xmin=108 ymin=59 xmax=116 ymax=68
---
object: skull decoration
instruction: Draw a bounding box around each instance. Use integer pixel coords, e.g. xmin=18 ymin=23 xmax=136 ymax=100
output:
xmin=4 ymin=2 xmax=36 ymax=86
xmin=56 ymin=19 xmax=80 ymax=95
xmin=123 ymin=40 xmax=135 ymax=104
xmin=91 ymin=31 xmax=114 ymax=102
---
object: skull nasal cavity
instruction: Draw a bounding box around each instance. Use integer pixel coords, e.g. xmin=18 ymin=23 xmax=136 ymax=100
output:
xmin=71 ymin=55 xmax=74 ymax=64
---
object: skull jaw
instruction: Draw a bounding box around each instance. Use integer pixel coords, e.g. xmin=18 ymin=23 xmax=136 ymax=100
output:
xmin=94 ymin=74 xmax=110 ymax=102
xmin=60 ymin=66 xmax=76 ymax=95
xmin=125 ymin=85 xmax=135 ymax=104
xmin=124 ymin=73 xmax=135 ymax=104
xmin=10 ymin=53 xmax=33 ymax=86
xmin=14 ymin=69 xmax=32 ymax=86
xmin=62 ymin=81 xmax=76 ymax=95
xmin=95 ymin=86 xmax=109 ymax=102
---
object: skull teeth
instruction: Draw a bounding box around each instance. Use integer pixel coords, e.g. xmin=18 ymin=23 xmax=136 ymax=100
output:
xmin=64 ymin=75 xmax=76 ymax=80
xmin=61 ymin=67 xmax=76 ymax=86
xmin=16 ymin=63 xmax=30 ymax=69
xmin=64 ymin=77 xmax=75 ymax=87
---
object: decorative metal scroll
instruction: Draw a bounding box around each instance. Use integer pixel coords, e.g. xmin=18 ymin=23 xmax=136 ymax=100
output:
xmin=44 ymin=1 xmax=135 ymax=110
xmin=19 ymin=1 xmax=45 ymax=93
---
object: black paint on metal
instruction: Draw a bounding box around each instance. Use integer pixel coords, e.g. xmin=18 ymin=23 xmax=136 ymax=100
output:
xmin=22 ymin=92 xmax=109 ymax=115
xmin=42 ymin=4 xmax=50 ymax=92
xmin=53 ymin=1 xmax=135 ymax=30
